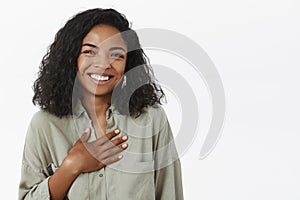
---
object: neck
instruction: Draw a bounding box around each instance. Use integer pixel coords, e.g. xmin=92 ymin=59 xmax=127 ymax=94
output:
xmin=81 ymin=93 xmax=111 ymax=119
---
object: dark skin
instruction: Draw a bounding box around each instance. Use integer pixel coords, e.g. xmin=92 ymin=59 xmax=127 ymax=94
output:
xmin=48 ymin=25 xmax=129 ymax=200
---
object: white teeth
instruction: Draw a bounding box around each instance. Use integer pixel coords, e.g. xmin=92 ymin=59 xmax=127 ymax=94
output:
xmin=90 ymin=74 xmax=109 ymax=81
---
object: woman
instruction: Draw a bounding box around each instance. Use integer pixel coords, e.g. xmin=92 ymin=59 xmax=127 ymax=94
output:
xmin=19 ymin=8 xmax=183 ymax=200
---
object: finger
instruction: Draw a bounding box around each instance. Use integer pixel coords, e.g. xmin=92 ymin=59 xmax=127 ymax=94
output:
xmin=101 ymin=154 xmax=123 ymax=166
xmin=90 ymin=136 xmax=127 ymax=160
xmin=80 ymin=128 xmax=91 ymax=142
xmin=101 ymin=135 xmax=128 ymax=150
xmin=99 ymin=143 xmax=127 ymax=160
xmin=94 ymin=129 xmax=121 ymax=145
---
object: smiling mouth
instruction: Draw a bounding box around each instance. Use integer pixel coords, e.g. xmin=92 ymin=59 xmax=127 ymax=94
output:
xmin=88 ymin=73 xmax=113 ymax=82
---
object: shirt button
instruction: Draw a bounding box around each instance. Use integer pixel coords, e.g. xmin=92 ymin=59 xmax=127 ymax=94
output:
xmin=99 ymin=173 xmax=103 ymax=177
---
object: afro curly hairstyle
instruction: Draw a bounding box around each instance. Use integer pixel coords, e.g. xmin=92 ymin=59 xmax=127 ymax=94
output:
xmin=32 ymin=8 xmax=165 ymax=118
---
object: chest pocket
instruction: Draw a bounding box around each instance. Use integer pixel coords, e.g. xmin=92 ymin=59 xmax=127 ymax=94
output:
xmin=108 ymin=160 xmax=155 ymax=200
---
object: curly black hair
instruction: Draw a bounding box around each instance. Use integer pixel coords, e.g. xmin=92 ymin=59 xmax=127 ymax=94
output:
xmin=32 ymin=8 xmax=165 ymax=118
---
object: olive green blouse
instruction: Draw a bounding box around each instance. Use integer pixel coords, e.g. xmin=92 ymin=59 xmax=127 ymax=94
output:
xmin=19 ymin=101 xmax=184 ymax=200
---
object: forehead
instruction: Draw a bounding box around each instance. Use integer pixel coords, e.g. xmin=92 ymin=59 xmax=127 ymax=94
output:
xmin=82 ymin=24 xmax=127 ymax=49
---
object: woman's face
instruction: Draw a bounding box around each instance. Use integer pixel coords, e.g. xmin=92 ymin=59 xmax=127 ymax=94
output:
xmin=77 ymin=24 xmax=127 ymax=98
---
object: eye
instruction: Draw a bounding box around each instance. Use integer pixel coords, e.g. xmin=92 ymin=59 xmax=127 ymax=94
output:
xmin=82 ymin=50 xmax=96 ymax=56
xmin=111 ymin=52 xmax=124 ymax=59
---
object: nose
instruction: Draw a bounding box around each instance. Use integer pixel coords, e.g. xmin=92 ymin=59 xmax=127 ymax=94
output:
xmin=93 ymin=53 xmax=111 ymax=69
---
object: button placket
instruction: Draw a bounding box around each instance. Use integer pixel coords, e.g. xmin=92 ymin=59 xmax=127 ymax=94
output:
xmin=98 ymin=167 xmax=105 ymax=178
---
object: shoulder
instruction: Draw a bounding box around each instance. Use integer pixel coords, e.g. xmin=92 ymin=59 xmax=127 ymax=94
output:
xmin=26 ymin=110 xmax=71 ymax=142
xmin=30 ymin=110 xmax=71 ymax=128
xmin=135 ymin=104 xmax=169 ymax=129
xmin=30 ymin=110 xmax=56 ymax=125
xmin=26 ymin=111 xmax=54 ymax=142
xmin=144 ymin=104 xmax=167 ymax=119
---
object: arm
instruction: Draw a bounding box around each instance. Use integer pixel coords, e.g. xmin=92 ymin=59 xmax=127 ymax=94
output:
xmin=154 ymin=111 xmax=184 ymax=200
xmin=19 ymin=122 xmax=128 ymax=200
xmin=155 ymin=159 xmax=184 ymax=200
xmin=48 ymin=129 xmax=127 ymax=199
xmin=19 ymin=119 xmax=53 ymax=200
xmin=47 ymin=158 xmax=80 ymax=200
xmin=19 ymin=164 xmax=51 ymax=200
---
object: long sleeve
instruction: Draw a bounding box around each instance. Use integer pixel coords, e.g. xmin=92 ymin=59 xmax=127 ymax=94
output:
xmin=154 ymin=111 xmax=184 ymax=200
xmin=155 ymin=159 xmax=183 ymax=199
xmin=19 ymin=113 xmax=52 ymax=200
xmin=19 ymin=164 xmax=50 ymax=200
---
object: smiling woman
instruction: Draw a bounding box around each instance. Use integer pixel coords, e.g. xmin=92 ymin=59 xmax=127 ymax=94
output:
xmin=19 ymin=8 xmax=183 ymax=200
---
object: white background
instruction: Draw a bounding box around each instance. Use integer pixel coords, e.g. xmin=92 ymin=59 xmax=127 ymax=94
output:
xmin=0 ymin=0 xmax=299 ymax=199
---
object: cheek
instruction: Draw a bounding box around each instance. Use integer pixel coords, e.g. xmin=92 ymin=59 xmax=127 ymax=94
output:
xmin=77 ymin=56 xmax=90 ymax=72
xmin=117 ymin=66 xmax=126 ymax=78
xmin=118 ymin=60 xmax=127 ymax=75
xmin=110 ymin=60 xmax=126 ymax=77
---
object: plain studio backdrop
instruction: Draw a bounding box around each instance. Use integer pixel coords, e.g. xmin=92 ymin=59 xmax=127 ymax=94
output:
xmin=0 ymin=0 xmax=299 ymax=199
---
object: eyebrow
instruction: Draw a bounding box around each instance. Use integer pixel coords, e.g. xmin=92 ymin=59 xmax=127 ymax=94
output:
xmin=82 ymin=43 xmax=98 ymax=49
xmin=82 ymin=43 xmax=126 ymax=52
xmin=109 ymin=47 xmax=126 ymax=52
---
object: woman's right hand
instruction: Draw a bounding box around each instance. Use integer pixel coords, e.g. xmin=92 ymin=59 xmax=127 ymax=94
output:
xmin=63 ymin=128 xmax=128 ymax=175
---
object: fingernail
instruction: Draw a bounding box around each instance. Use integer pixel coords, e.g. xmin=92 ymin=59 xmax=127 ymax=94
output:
xmin=84 ymin=128 xmax=90 ymax=133
xmin=118 ymin=155 xmax=123 ymax=159
xmin=122 ymin=135 xmax=127 ymax=140
xmin=122 ymin=143 xmax=127 ymax=148
xmin=114 ymin=129 xmax=120 ymax=134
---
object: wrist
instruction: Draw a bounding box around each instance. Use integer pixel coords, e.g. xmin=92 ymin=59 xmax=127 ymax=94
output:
xmin=61 ymin=156 xmax=81 ymax=176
